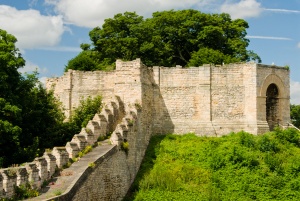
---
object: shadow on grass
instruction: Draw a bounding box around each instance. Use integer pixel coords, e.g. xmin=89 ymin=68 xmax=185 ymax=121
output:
xmin=123 ymin=135 xmax=167 ymax=201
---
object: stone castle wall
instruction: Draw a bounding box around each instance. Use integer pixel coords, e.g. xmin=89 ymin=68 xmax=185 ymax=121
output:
xmin=47 ymin=59 xmax=290 ymax=136
xmin=0 ymin=59 xmax=289 ymax=200
xmin=0 ymin=95 xmax=149 ymax=200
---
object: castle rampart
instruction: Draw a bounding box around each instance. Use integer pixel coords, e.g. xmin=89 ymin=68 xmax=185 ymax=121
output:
xmin=47 ymin=59 xmax=290 ymax=136
xmin=0 ymin=59 xmax=290 ymax=200
xmin=0 ymin=94 xmax=149 ymax=200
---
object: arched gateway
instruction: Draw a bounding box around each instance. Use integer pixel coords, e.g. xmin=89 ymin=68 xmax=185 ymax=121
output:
xmin=258 ymin=72 xmax=290 ymax=132
xmin=266 ymin=83 xmax=279 ymax=130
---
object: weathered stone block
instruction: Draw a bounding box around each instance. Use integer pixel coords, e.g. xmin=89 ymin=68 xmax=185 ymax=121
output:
xmin=25 ymin=162 xmax=40 ymax=188
xmin=52 ymin=147 xmax=69 ymax=169
xmin=71 ymin=134 xmax=88 ymax=151
xmin=66 ymin=141 xmax=80 ymax=159
xmin=43 ymin=152 xmax=56 ymax=179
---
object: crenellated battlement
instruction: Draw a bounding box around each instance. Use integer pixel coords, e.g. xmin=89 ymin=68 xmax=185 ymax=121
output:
xmin=0 ymin=95 xmax=139 ymax=200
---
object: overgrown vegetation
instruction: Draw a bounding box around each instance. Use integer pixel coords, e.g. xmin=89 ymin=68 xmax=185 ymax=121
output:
xmin=68 ymin=96 xmax=102 ymax=132
xmin=0 ymin=29 xmax=102 ymax=167
xmin=0 ymin=29 xmax=65 ymax=167
xmin=121 ymin=141 xmax=129 ymax=154
xmin=125 ymin=128 xmax=300 ymax=201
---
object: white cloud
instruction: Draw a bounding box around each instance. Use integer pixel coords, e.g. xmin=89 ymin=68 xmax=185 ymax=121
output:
xmin=39 ymin=77 xmax=47 ymax=86
xmin=37 ymin=46 xmax=81 ymax=52
xmin=45 ymin=0 xmax=218 ymax=28
xmin=264 ymin=8 xmax=300 ymax=14
xmin=291 ymin=80 xmax=300 ymax=105
xmin=246 ymin=36 xmax=292 ymax=40
xmin=220 ymin=0 xmax=262 ymax=19
xmin=29 ymin=0 xmax=39 ymax=7
xmin=18 ymin=61 xmax=48 ymax=75
xmin=297 ymin=42 xmax=300 ymax=48
xmin=0 ymin=5 xmax=64 ymax=49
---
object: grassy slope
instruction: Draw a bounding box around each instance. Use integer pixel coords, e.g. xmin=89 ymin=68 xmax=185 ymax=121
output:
xmin=125 ymin=128 xmax=300 ymax=201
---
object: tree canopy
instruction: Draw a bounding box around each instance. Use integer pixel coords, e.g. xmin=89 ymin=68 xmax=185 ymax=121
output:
xmin=0 ymin=29 xmax=103 ymax=167
xmin=0 ymin=29 xmax=65 ymax=166
xmin=291 ymin=104 xmax=300 ymax=128
xmin=65 ymin=10 xmax=261 ymax=71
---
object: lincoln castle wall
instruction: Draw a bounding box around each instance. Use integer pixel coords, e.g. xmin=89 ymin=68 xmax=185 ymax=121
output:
xmin=47 ymin=59 xmax=290 ymax=136
xmin=0 ymin=59 xmax=289 ymax=200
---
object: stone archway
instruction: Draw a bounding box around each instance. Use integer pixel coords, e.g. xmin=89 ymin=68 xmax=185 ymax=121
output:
xmin=266 ymin=83 xmax=279 ymax=130
xmin=258 ymin=73 xmax=290 ymax=133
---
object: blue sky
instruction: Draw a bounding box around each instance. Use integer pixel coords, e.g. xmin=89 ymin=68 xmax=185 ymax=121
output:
xmin=0 ymin=0 xmax=299 ymax=104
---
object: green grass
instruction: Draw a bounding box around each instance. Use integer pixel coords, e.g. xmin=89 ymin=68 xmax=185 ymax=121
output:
xmin=124 ymin=128 xmax=300 ymax=201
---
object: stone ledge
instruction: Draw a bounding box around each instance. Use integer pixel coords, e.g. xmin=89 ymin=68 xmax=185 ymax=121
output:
xmin=28 ymin=141 xmax=117 ymax=201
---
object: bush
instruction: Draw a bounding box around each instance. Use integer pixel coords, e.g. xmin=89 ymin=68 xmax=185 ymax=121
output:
xmin=14 ymin=183 xmax=39 ymax=200
xmin=69 ymin=95 xmax=102 ymax=133
xmin=126 ymin=130 xmax=300 ymax=201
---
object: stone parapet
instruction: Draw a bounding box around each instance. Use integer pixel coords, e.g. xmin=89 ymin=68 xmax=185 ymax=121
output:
xmin=1 ymin=169 xmax=17 ymax=198
xmin=65 ymin=142 xmax=80 ymax=159
xmin=43 ymin=152 xmax=56 ymax=179
xmin=25 ymin=162 xmax=40 ymax=188
xmin=0 ymin=97 xmax=127 ymax=200
xmin=16 ymin=167 xmax=28 ymax=186
xmin=52 ymin=147 xmax=69 ymax=169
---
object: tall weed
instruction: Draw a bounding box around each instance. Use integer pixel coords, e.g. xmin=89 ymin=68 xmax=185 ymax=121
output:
xmin=126 ymin=129 xmax=300 ymax=201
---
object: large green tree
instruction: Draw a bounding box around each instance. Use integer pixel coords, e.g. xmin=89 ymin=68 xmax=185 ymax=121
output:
xmin=291 ymin=104 xmax=300 ymax=128
xmin=0 ymin=29 xmax=104 ymax=167
xmin=0 ymin=29 xmax=26 ymax=166
xmin=0 ymin=29 xmax=65 ymax=166
xmin=65 ymin=10 xmax=261 ymax=71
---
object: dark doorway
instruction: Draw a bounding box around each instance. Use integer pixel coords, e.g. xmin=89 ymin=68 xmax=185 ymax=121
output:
xmin=266 ymin=84 xmax=279 ymax=130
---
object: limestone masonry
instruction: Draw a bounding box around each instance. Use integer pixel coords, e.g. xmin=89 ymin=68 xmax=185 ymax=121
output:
xmin=0 ymin=59 xmax=290 ymax=200
xmin=47 ymin=58 xmax=290 ymax=136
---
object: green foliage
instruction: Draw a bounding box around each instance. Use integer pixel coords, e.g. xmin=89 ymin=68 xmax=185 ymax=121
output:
xmin=69 ymin=96 xmax=102 ymax=132
xmin=13 ymin=183 xmax=39 ymax=200
xmin=53 ymin=190 xmax=62 ymax=196
xmin=188 ymin=48 xmax=232 ymax=66
xmin=284 ymin=65 xmax=290 ymax=70
xmin=64 ymin=51 xmax=115 ymax=71
xmin=291 ymin=104 xmax=300 ymax=128
xmin=77 ymin=145 xmax=93 ymax=158
xmin=88 ymin=162 xmax=96 ymax=168
xmin=62 ymin=161 xmax=72 ymax=169
xmin=121 ymin=141 xmax=129 ymax=154
xmin=82 ymin=145 xmax=93 ymax=154
xmin=0 ymin=29 xmax=103 ymax=167
xmin=65 ymin=10 xmax=261 ymax=71
xmin=0 ymin=29 xmax=25 ymax=103
xmin=126 ymin=129 xmax=300 ymax=201
xmin=54 ymin=95 xmax=102 ymax=148
xmin=0 ymin=29 xmax=68 ymax=167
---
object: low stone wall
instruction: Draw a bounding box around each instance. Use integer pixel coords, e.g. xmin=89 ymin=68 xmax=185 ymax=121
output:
xmin=31 ymin=97 xmax=144 ymax=201
xmin=0 ymin=96 xmax=136 ymax=200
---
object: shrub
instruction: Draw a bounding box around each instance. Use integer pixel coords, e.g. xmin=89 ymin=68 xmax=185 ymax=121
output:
xmin=14 ymin=183 xmax=39 ymax=199
xmin=258 ymin=134 xmax=279 ymax=153
xmin=126 ymin=130 xmax=300 ymax=201
xmin=82 ymin=145 xmax=93 ymax=155
xmin=69 ymin=95 xmax=102 ymax=133
xmin=121 ymin=141 xmax=129 ymax=154
xmin=238 ymin=131 xmax=256 ymax=148
xmin=88 ymin=162 xmax=96 ymax=168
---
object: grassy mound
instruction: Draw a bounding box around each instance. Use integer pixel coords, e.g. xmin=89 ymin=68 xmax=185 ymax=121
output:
xmin=125 ymin=128 xmax=300 ymax=201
